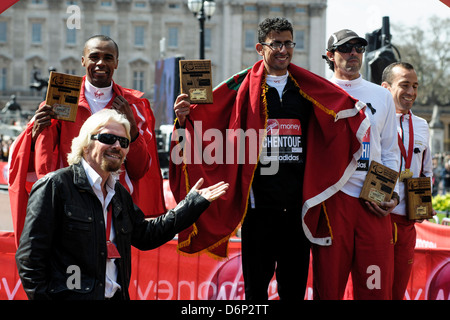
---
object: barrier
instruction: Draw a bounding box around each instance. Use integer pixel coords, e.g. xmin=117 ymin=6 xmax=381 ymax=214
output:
xmin=1 ymin=221 xmax=449 ymax=300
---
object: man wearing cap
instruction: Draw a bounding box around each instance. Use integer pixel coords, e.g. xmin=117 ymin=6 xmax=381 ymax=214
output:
xmin=314 ymin=29 xmax=400 ymax=300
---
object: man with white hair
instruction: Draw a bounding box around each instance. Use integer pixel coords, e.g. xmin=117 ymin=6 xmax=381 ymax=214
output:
xmin=15 ymin=109 xmax=228 ymax=300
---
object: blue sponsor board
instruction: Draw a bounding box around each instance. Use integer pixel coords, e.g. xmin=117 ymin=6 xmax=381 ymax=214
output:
xmin=357 ymin=141 xmax=370 ymax=171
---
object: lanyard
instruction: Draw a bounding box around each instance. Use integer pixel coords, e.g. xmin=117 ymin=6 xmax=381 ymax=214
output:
xmin=397 ymin=111 xmax=414 ymax=170
xmin=106 ymin=204 xmax=113 ymax=242
xmin=106 ymin=204 xmax=121 ymax=259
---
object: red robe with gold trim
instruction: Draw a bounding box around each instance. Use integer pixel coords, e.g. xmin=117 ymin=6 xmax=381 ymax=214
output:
xmin=169 ymin=60 xmax=369 ymax=259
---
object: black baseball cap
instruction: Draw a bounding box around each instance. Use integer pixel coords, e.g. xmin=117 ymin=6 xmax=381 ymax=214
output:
xmin=327 ymin=29 xmax=368 ymax=51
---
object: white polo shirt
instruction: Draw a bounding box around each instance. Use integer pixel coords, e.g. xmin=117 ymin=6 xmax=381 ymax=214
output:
xmin=329 ymin=75 xmax=400 ymax=198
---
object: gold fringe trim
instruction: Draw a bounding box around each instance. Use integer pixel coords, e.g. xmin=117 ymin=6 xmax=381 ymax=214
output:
xmin=290 ymin=73 xmax=337 ymax=240
xmin=289 ymin=74 xmax=337 ymax=119
xmin=393 ymin=222 xmax=398 ymax=245
xmin=177 ymin=222 xmax=198 ymax=250
xmin=176 ymin=157 xmax=196 ymax=250
xmin=183 ymin=163 xmax=190 ymax=194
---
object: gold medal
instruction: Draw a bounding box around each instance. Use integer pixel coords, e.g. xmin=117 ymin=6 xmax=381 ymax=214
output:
xmin=399 ymin=169 xmax=413 ymax=182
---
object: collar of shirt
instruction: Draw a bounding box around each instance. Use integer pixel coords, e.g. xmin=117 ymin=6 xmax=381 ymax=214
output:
xmin=84 ymin=79 xmax=113 ymax=113
xmin=81 ymin=158 xmax=116 ymax=212
xmin=266 ymin=72 xmax=289 ymax=98
xmin=396 ymin=112 xmax=411 ymax=121
xmin=331 ymin=74 xmax=363 ymax=88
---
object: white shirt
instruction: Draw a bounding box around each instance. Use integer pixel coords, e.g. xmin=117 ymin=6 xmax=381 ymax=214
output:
xmin=266 ymin=72 xmax=289 ymax=98
xmin=392 ymin=111 xmax=433 ymax=216
xmin=81 ymin=159 xmax=121 ymax=298
xmin=330 ymin=75 xmax=400 ymax=197
xmin=84 ymin=79 xmax=113 ymax=113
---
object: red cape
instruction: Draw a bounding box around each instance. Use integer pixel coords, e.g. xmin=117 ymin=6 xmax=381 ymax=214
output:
xmin=9 ymin=77 xmax=165 ymax=247
xmin=169 ymin=60 xmax=369 ymax=259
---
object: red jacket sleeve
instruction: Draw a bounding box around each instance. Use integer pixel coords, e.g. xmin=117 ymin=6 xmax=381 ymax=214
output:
xmin=123 ymin=99 xmax=152 ymax=180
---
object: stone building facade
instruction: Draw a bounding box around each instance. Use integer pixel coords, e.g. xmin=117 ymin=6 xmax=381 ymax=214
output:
xmin=0 ymin=0 xmax=327 ymax=112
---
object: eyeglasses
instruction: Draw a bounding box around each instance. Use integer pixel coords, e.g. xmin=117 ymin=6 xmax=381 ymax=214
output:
xmin=335 ymin=43 xmax=366 ymax=54
xmin=91 ymin=133 xmax=130 ymax=148
xmin=260 ymin=41 xmax=296 ymax=50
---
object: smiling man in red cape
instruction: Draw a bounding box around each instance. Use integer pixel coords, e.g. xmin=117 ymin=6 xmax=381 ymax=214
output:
xmin=9 ymin=36 xmax=165 ymax=248
xmin=169 ymin=58 xmax=369 ymax=259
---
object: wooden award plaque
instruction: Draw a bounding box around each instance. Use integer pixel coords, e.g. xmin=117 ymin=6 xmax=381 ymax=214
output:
xmin=404 ymin=177 xmax=433 ymax=220
xmin=179 ymin=59 xmax=213 ymax=104
xmin=359 ymin=160 xmax=399 ymax=206
xmin=45 ymin=71 xmax=82 ymax=122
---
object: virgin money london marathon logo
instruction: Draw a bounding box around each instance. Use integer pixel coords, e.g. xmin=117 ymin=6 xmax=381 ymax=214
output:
xmin=426 ymin=259 xmax=450 ymax=300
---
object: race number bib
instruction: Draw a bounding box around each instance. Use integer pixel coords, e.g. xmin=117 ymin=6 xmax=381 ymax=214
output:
xmin=261 ymin=119 xmax=303 ymax=164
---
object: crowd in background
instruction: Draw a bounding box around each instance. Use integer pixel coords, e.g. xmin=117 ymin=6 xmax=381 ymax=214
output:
xmin=0 ymin=135 xmax=13 ymax=162
xmin=432 ymin=152 xmax=450 ymax=196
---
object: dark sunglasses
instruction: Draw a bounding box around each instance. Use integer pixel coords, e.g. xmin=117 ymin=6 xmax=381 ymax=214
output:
xmin=91 ymin=133 xmax=130 ymax=148
xmin=335 ymin=43 xmax=366 ymax=54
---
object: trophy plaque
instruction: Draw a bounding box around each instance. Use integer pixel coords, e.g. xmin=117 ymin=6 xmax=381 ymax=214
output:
xmin=404 ymin=177 xmax=433 ymax=220
xmin=179 ymin=59 xmax=213 ymax=104
xmin=359 ymin=160 xmax=399 ymax=206
xmin=45 ymin=71 xmax=82 ymax=122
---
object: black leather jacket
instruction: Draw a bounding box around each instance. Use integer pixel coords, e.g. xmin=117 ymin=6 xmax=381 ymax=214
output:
xmin=15 ymin=162 xmax=209 ymax=300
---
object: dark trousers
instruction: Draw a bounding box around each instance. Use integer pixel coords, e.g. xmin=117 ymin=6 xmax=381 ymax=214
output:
xmin=241 ymin=207 xmax=311 ymax=300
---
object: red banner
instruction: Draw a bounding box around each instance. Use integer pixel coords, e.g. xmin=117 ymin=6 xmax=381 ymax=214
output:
xmin=416 ymin=220 xmax=450 ymax=249
xmin=1 ymin=221 xmax=449 ymax=300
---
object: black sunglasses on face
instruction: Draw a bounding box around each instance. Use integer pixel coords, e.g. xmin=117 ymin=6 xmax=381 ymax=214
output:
xmin=335 ymin=43 xmax=366 ymax=54
xmin=91 ymin=133 xmax=130 ymax=148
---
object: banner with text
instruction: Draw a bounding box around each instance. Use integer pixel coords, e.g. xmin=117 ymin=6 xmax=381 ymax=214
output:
xmin=1 ymin=221 xmax=449 ymax=300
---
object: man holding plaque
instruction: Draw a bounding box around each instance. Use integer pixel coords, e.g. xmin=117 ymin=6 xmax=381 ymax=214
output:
xmin=317 ymin=30 xmax=400 ymax=299
xmin=381 ymin=62 xmax=433 ymax=300
xmin=170 ymin=18 xmax=369 ymax=300
xmin=16 ymin=109 xmax=228 ymax=300
xmin=9 ymin=35 xmax=165 ymax=248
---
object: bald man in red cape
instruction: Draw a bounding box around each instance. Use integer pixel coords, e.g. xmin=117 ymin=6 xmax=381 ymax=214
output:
xmin=169 ymin=58 xmax=369 ymax=260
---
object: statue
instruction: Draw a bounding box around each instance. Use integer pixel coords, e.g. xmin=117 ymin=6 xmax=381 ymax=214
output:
xmin=29 ymin=66 xmax=56 ymax=100
xmin=2 ymin=95 xmax=21 ymax=113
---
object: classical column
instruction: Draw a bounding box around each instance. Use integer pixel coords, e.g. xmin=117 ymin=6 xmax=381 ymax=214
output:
xmin=308 ymin=3 xmax=327 ymax=77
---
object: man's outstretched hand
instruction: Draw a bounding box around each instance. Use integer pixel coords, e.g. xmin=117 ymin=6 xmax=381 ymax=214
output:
xmin=191 ymin=178 xmax=229 ymax=202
